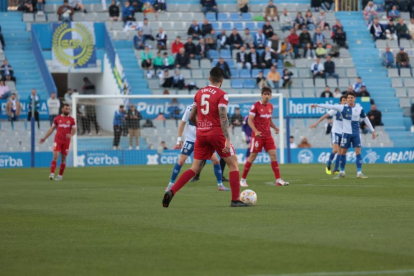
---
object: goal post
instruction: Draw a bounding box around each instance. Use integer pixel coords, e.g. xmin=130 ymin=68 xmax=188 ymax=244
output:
xmin=71 ymin=93 xmax=285 ymax=167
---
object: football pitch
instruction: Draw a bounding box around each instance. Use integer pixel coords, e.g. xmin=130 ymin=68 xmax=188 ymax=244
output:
xmin=1 ymin=164 xmax=414 ymax=276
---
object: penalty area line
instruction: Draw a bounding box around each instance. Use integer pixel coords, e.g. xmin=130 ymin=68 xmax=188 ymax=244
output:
xmin=248 ymin=268 xmax=414 ymax=276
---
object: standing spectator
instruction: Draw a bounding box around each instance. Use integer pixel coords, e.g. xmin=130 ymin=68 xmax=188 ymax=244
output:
xmin=352 ymin=77 xmax=365 ymax=93
xmin=122 ymin=2 xmax=135 ymax=23
xmin=196 ymin=38 xmax=207 ymax=60
xmin=304 ymin=42 xmax=316 ymax=59
xmin=248 ymin=47 xmax=261 ymax=69
xmin=201 ymin=19 xmax=213 ymax=37
xmin=57 ymin=0 xmax=74 ymax=22
xmin=294 ymin=12 xmax=306 ymax=30
xmin=184 ymin=37 xmax=197 ymax=59
xmin=175 ymin=48 xmax=191 ymax=69
xmin=108 ymin=0 xmax=120 ymax=21
xmin=238 ymin=0 xmax=248 ymax=13
xmin=133 ymin=30 xmax=145 ymax=50
xmin=408 ymin=18 xmax=414 ymax=39
xmin=363 ymin=1 xmax=377 ymax=25
xmin=6 ymin=93 xmax=21 ymax=127
xmin=382 ymin=46 xmax=395 ymax=68
xmin=287 ymin=28 xmax=299 ymax=58
xmin=171 ymin=36 xmax=184 ymax=55
xmin=256 ymin=71 xmax=268 ymax=88
xmin=27 ymin=89 xmax=40 ymax=129
xmin=324 ymin=55 xmax=339 ymax=82
xmin=333 ymin=87 xmax=341 ymax=98
xmin=305 ymin=10 xmax=316 ymax=31
xmin=280 ymin=9 xmax=293 ymax=32
xmin=1 ymin=60 xmax=16 ymax=83
xmin=320 ymin=86 xmax=333 ymax=98
xmin=113 ymin=105 xmax=125 ymax=150
xmin=243 ymin=28 xmax=254 ymax=49
xmin=201 ymin=0 xmax=218 ymax=20
xmin=266 ymin=65 xmax=281 ymax=90
xmin=321 ymin=0 xmax=334 ymax=11
xmin=69 ymin=0 xmax=87 ymax=13
xmin=289 ymin=136 xmax=297 ymax=148
xmin=370 ymin=18 xmax=385 ymax=40
xmin=228 ymin=28 xmax=243 ymax=50
xmin=64 ymin=88 xmax=72 ymax=104
xmin=333 ymin=27 xmax=348 ymax=48
xmin=154 ymin=0 xmax=166 ymax=12
xmin=155 ymin=27 xmax=167 ymax=50
xmin=230 ymin=107 xmax=243 ymax=134
xmin=261 ymin=46 xmax=277 ymax=68
xmin=396 ymin=47 xmax=412 ymax=75
xmin=282 ymin=68 xmax=293 ymax=88
xmin=311 ymin=57 xmax=325 ymax=84
xmin=142 ymin=18 xmax=154 ymax=41
xmin=172 ymin=69 xmax=185 ymax=89
xmin=0 ymin=80 xmax=11 ymax=99
xmin=187 ymin=20 xmax=202 ymax=40
xmin=315 ymin=43 xmax=327 ymax=58
xmin=141 ymin=45 xmax=153 ymax=69
xmin=396 ymin=18 xmax=411 ymax=42
xmin=313 ymin=27 xmax=325 ymax=47
xmin=299 ymin=27 xmax=312 ymax=48
xmin=311 ymin=0 xmax=321 ymax=12
xmin=265 ymin=0 xmax=279 ymax=21
xmin=389 ymin=5 xmax=401 ymax=20
xmin=263 ymin=20 xmax=274 ymax=39
xmin=386 ymin=19 xmax=397 ymax=40
xmin=205 ymin=29 xmax=217 ymax=50
xmin=236 ymin=46 xmax=251 ymax=70
xmin=215 ymin=58 xmax=231 ymax=79
xmin=254 ymin=29 xmax=267 ymax=49
xmin=47 ymin=92 xmax=60 ymax=126
xmin=126 ymin=104 xmax=142 ymax=150
xmin=217 ymin=30 xmax=229 ymax=50
xmin=298 ymin=137 xmax=312 ymax=148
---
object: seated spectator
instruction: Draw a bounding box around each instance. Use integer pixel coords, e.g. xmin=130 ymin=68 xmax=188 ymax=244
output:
xmin=267 ymin=34 xmax=280 ymax=53
xmin=265 ymin=0 xmax=279 ymax=21
xmin=184 ymin=37 xmax=197 ymax=59
xmin=64 ymin=88 xmax=72 ymax=104
xmin=6 ymin=93 xmax=21 ymax=125
xmin=142 ymin=18 xmax=154 ymax=41
xmin=363 ymin=1 xmax=377 ymax=25
xmin=311 ymin=0 xmax=321 ymax=11
xmin=261 ymin=46 xmax=277 ymax=68
xmin=278 ymin=38 xmax=294 ymax=60
xmin=153 ymin=51 xmax=163 ymax=71
xmin=266 ymin=65 xmax=281 ymax=89
xmin=304 ymin=42 xmax=316 ymax=59
xmin=27 ymin=89 xmax=40 ymax=129
xmin=313 ymin=27 xmax=325 ymax=47
xmin=69 ymin=0 xmax=87 ymax=13
xmin=236 ymin=46 xmax=251 ymax=70
xmin=317 ymin=10 xmax=330 ymax=30
xmin=187 ymin=20 xmax=202 ymax=40
xmin=254 ymin=29 xmax=267 ymax=49
xmin=370 ymin=18 xmax=385 ymax=40
xmin=215 ymin=58 xmax=231 ymax=79
xmin=328 ymin=44 xmax=340 ymax=57
xmin=282 ymin=68 xmax=293 ymax=88
xmin=175 ymin=48 xmax=191 ymax=69
xmin=280 ymin=9 xmax=293 ymax=32
xmin=1 ymin=60 xmax=15 ymax=82
xmin=108 ymin=0 xmax=120 ymax=21
xmin=131 ymin=0 xmax=143 ymax=12
xmin=263 ymin=20 xmax=274 ymax=39
xmin=361 ymin=104 xmax=382 ymax=133
xmin=320 ymin=86 xmax=333 ymax=98
xmin=0 ymin=80 xmax=11 ymax=99
xmin=333 ymin=27 xmax=348 ymax=48
xmin=342 ymin=85 xmax=353 ymax=95
xmin=299 ymin=27 xmax=312 ymax=48
xmin=298 ymin=137 xmax=312 ymax=148
xmin=230 ymin=107 xmax=243 ymax=133
xmin=248 ymin=47 xmax=261 ymax=69
xmin=201 ymin=19 xmax=213 ymax=37
xmin=201 ymin=0 xmax=218 ymax=20
xmin=396 ymin=18 xmax=411 ymax=41
xmin=352 ymin=77 xmax=365 ymax=93
xmin=228 ymin=28 xmax=243 ymax=50
xmin=196 ymin=38 xmax=207 ymax=59
xmin=389 ymin=5 xmax=401 ymax=20
xmin=18 ymin=0 xmax=33 ymax=13
xmin=36 ymin=0 xmax=45 ymax=14
xmin=155 ymin=27 xmax=167 ymax=50
xmin=357 ymin=85 xmax=371 ymax=98
xmin=205 ymin=29 xmax=217 ymax=50
xmin=142 ymin=119 xmax=154 ymax=128
xmin=396 ymin=47 xmax=412 ymax=75
xmin=256 ymin=71 xmax=268 ymax=88
xmin=154 ymin=0 xmax=166 ymax=12
xmin=289 ymin=135 xmax=297 ymax=148
xmin=333 ymin=87 xmax=341 ymax=98
xmin=122 ymin=2 xmax=135 ymax=23
xmin=161 ymin=69 xmax=174 ymax=88
xmin=408 ymin=18 xmax=414 ymax=39
xmin=243 ymin=28 xmax=254 ymax=49
xmin=331 ymin=19 xmax=343 ymax=38
xmin=324 ymin=55 xmax=339 ymax=81
xmin=311 ymin=57 xmax=325 ymax=84
xmin=140 ymin=46 xmax=153 ymax=69
xmin=238 ymin=0 xmax=248 ymax=13
xmin=133 ymin=30 xmax=145 ymax=50
xmin=385 ymin=19 xmax=397 ymax=40
xmin=157 ymin=141 xmax=168 ymax=154
xmin=294 ymin=12 xmax=306 ymax=31
xmin=171 ymin=36 xmax=184 ymax=55
xmin=382 ymin=46 xmax=395 ymax=68
xmin=305 ymin=10 xmax=316 ymax=31
xmin=321 ymin=0 xmax=334 ymax=12
xmin=315 ymin=43 xmax=327 ymax=58
xmin=287 ymin=28 xmax=299 ymax=58
xmin=217 ymin=30 xmax=229 ymax=50
xmin=162 ymin=52 xmax=174 ymax=69
xmin=57 ymin=0 xmax=74 ymax=22
xmin=142 ymin=2 xmax=156 ymax=17
xmin=172 ymin=69 xmax=185 ymax=89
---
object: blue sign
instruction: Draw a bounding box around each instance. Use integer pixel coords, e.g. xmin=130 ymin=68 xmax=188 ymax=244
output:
xmin=0 ymin=99 xmax=49 ymax=120
xmin=287 ymin=98 xmax=370 ymax=117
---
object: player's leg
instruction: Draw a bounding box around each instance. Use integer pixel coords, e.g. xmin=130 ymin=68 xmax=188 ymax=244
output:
xmin=355 ymin=146 xmax=367 ymax=178
xmin=332 ymin=143 xmax=341 ymax=174
xmin=55 ymin=154 xmax=67 ymax=181
xmin=334 ymin=134 xmax=349 ymax=179
xmin=268 ymin=149 xmax=289 ymax=186
xmin=165 ymin=154 xmax=188 ymax=191
xmin=222 ymin=154 xmax=249 ymax=207
xmin=49 ymin=150 xmax=60 ymax=180
xmin=326 ymin=133 xmax=337 ymax=174
xmin=219 ymin=158 xmax=228 ymax=182
xmin=211 ymin=153 xmax=230 ymax=191
xmin=191 ymin=159 xmax=206 ymax=182
xmin=240 ymin=138 xmax=261 ymax=186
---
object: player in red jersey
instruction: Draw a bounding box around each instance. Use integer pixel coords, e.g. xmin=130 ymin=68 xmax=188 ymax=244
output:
xmin=40 ymin=104 xmax=76 ymax=181
xmin=162 ymin=67 xmax=250 ymax=207
xmin=240 ymin=87 xmax=289 ymax=187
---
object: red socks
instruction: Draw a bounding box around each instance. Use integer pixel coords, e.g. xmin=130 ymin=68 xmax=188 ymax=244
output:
xmin=59 ymin=164 xmax=66 ymax=176
xmin=171 ymin=169 xmax=196 ymax=194
xmin=241 ymin=161 xmax=252 ymax=179
xmin=271 ymin=161 xmax=281 ymax=180
xmin=51 ymin=161 xmax=57 ymax=174
xmin=229 ymin=171 xmax=240 ymax=201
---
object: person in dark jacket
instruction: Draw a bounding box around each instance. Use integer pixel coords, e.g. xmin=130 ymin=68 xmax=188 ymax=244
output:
xmin=196 ymin=38 xmax=208 ymax=59
xmin=113 ymin=105 xmax=125 ymax=149
xmin=299 ymin=27 xmax=312 ymax=48
xmin=228 ymin=28 xmax=243 ymax=50
xmin=333 ymin=27 xmax=348 ymax=48
xmin=320 ymin=86 xmax=334 ymax=98
xmin=217 ymin=29 xmax=229 ymax=49
xmin=201 ymin=0 xmax=218 ymax=20
xmin=361 ymin=104 xmax=382 ymax=133
xmin=262 ymin=20 xmax=274 ymax=39
xmin=184 ymin=37 xmax=197 ymax=59
xmin=126 ymin=104 xmax=142 ymax=150
xmin=236 ymin=46 xmax=251 ymax=70
xmin=175 ymin=48 xmax=191 ymax=69
xmin=260 ymin=46 xmax=277 ymax=69
xmin=215 ymin=58 xmax=231 ymax=79
xmin=201 ymin=18 xmax=213 ymax=36
xmin=370 ymin=18 xmax=386 ymax=40
xmin=108 ymin=0 xmax=120 ymax=21
xmin=248 ymin=47 xmax=261 ymax=69
xmin=324 ymin=55 xmax=339 ymax=82
xmin=187 ymin=20 xmax=202 ymax=40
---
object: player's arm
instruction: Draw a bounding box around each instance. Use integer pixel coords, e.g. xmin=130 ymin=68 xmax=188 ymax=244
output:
xmin=248 ymin=114 xmax=261 ymax=137
xmin=176 ymin=120 xmax=186 ymax=147
xmin=39 ymin=125 xmax=55 ymax=144
xmin=310 ymin=112 xmax=331 ymax=129
xmin=311 ymin=103 xmax=344 ymax=113
xmin=361 ymin=110 xmax=376 ymax=139
xmin=269 ymin=119 xmax=279 ymax=134
xmin=219 ymin=105 xmax=232 ymax=153
xmin=189 ymin=105 xmax=197 ymax=126
xmin=68 ymin=126 xmax=77 ymax=139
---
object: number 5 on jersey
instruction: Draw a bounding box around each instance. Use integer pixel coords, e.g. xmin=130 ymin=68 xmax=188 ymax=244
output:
xmin=201 ymin=94 xmax=210 ymax=115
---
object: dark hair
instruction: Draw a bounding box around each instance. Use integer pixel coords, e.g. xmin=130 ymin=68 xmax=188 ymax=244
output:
xmin=340 ymin=95 xmax=347 ymax=102
xmin=261 ymin=87 xmax=272 ymax=95
xmin=120 ymin=105 xmax=125 ymax=109
xmin=210 ymin=67 xmax=224 ymax=84
xmin=290 ymin=135 xmax=294 ymax=139
xmin=346 ymin=91 xmax=356 ymax=98
xmin=62 ymin=104 xmax=70 ymax=108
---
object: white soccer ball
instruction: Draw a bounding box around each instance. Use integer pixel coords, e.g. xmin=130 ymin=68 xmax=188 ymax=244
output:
xmin=240 ymin=189 xmax=257 ymax=205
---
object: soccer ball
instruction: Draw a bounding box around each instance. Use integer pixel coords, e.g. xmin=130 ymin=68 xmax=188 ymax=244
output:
xmin=240 ymin=189 xmax=257 ymax=205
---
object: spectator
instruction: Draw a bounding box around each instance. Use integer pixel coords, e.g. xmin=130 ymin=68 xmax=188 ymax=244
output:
xmin=205 ymin=29 xmax=217 ymax=50
xmin=385 ymin=19 xmax=397 ymax=40
xmin=261 ymin=46 xmax=277 ymax=69
xmin=410 ymin=0 xmax=414 ymax=19
xmin=126 ymin=104 xmax=142 ymax=150
xmin=313 ymin=27 xmax=325 ymax=47
xmin=187 ymin=20 xmax=202 ymax=40
xmin=299 ymin=27 xmax=312 ymax=48
xmin=161 ymin=69 xmax=174 ymax=88
xmin=305 ymin=10 xmax=316 ymax=31
xmin=113 ymin=105 xmax=125 ymax=149
xmin=384 ymin=0 xmax=396 ymax=15
xmin=153 ymin=51 xmax=163 ymax=71
xmin=263 ymin=20 xmax=274 ymax=39
xmin=0 ymin=60 xmax=15 ymax=83
xmin=236 ymin=46 xmax=251 ymax=70
xmin=278 ymin=38 xmax=294 ymax=60
xmin=287 ymin=28 xmax=299 ymax=58
xmin=267 ymin=34 xmax=280 ymax=53
xmin=133 ymin=30 xmax=145 ymax=50
xmin=201 ymin=0 xmax=218 ymax=20
xmin=317 ymin=10 xmax=330 ymax=30
xmin=363 ymin=1 xmax=377 ymax=25
xmin=396 ymin=47 xmax=412 ymax=75
xmin=69 ymin=0 xmax=87 ymax=13
xmin=361 ymin=104 xmax=382 ymax=133
xmin=142 ymin=2 xmax=156 ymax=17
xmin=6 ymin=93 xmax=21 ymax=126
xmin=141 ymin=45 xmax=153 ymax=69
xmin=108 ymin=0 xmax=120 ymax=21
xmin=154 ymin=0 xmax=166 ymax=12
xmin=320 ymin=86 xmax=333 ymax=98
xmin=256 ymin=71 xmax=268 ymax=88
xmin=389 ymin=5 xmax=401 ymax=20
xmin=311 ymin=57 xmax=325 ymax=84
xmin=311 ymin=0 xmax=321 ymax=12
xmin=122 ymin=2 xmax=135 ymax=23
xmin=282 ymin=68 xmax=293 ymax=88
xmin=142 ymin=18 xmax=154 ymax=41
xmin=157 ymin=141 xmax=168 ymax=154
xmin=0 ymin=31 xmax=5 ymax=53
xmin=215 ymin=58 xmax=231 ymax=79
xmin=248 ymin=47 xmax=261 ymax=69
xmin=162 ymin=52 xmax=174 ymax=69
xmin=333 ymin=87 xmax=341 ymax=98
xmin=27 ymin=89 xmax=40 ymax=129
xmin=155 ymin=27 xmax=167 ymax=50
xmin=280 ymin=9 xmax=293 ymax=32
xmin=228 ymin=28 xmax=243 ymax=50
xmin=18 ymin=0 xmax=33 ymax=13
xmin=201 ymin=19 xmax=213 ymax=37
xmin=294 ymin=12 xmax=306 ymax=30
xmin=131 ymin=0 xmax=143 ymax=12
xmin=331 ymin=19 xmax=343 ymax=38
xmin=143 ymin=119 xmax=154 ymax=128
xmin=352 ymin=77 xmax=365 ymax=93
xmin=57 ymin=0 xmax=74 ymax=22
xmin=266 ymin=65 xmax=281 ymax=90
xmin=265 ymin=0 xmax=279 ymax=21
xmin=184 ymin=37 xmax=197 ymax=59
xmin=289 ymin=135 xmax=297 ymax=148
xmin=217 ymin=30 xmax=229 ymax=50
xmin=175 ymin=48 xmax=191 ymax=69
xmin=47 ymin=92 xmax=60 ymax=126
xmin=396 ymin=18 xmax=411 ymax=41
xmin=324 ymin=55 xmax=339 ymax=82
xmin=196 ymin=38 xmax=207 ymax=60
xmin=254 ymin=29 xmax=267 ymax=49
xmin=333 ymin=27 xmax=348 ymax=48
xmin=0 ymin=80 xmax=11 ymax=99
xmin=342 ymin=85 xmax=353 ymax=95
xmin=64 ymin=88 xmax=72 ymax=104
xmin=357 ymin=85 xmax=371 ymax=98
xmin=315 ymin=43 xmax=327 ymax=58
xmin=382 ymin=46 xmax=395 ymax=68
xmin=321 ymin=0 xmax=334 ymax=11
xmin=298 ymin=137 xmax=312 ymax=148
xmin=171 ymin=36 xmax=184 ymax=55
xmin=238 ymin=0 xmax=248 ymax=13
xmin=155 ymin=112 xmax=166 ymax=121
xmin=230 ymin=107 xmax=243 ymax=134
xmin=304 ymin=42 xmax=316 ymax=59
xmin=36 ymin=0 xmax=45 ymax=14
xmin=408 ymin=18 xmax=414 ymax=39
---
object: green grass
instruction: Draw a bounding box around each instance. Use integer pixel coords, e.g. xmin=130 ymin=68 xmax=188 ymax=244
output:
xmin=1 ymin=164 xmax=414 ymax=276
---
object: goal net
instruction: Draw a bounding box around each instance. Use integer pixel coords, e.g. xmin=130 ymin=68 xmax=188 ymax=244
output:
xmin=70 ymin=93 xmax=285 ymax=168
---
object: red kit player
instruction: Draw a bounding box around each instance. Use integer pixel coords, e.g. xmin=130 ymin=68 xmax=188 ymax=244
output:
xmin=240 ymin=87 xmax=289 ymax=187
xmin=162 ymin=67 xmax=250 ymax=207
xmin=40 ymin=104 xmax=76 ymax=181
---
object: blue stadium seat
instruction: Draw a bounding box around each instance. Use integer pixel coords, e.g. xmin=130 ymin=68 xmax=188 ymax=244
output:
xmin=227 ymin=60 xmax=235 ymax=68
xmin=220 ymin=49 xmax=231 ymax=59
xmin=206 ymin=13 xmax=216 ymax=22
xmin=229 ymin=13 xmax=240 ymax=21
xmin=231 ymin=79 xmax=243 ymax=88
xmin=257 ymin=22 xmax=265 ymax=29
xmin=231 ymin=69 xmax=239 ymax=78
xmin=234 ymin=22 xmax=244 ymax=30
xmin=252 ymin=69 xmax=262 ymax=77
xmin=245 ymin=22 xmax=256 ymax=30
xmin=218 ymin=13 xmax=228 ymax=21
xmin=222 ymin=22 xmax=232 ymax=30
xmin=208 ymin=50 xmax=220 ymax=59
xmin=240 ymin=69 xmax=251 ymax=78
xmin=211 ymin=22 xmax=220 ymax=30
xmin=244 ymin=79 xmax=256 ymax=88
xmin=241 ymin=13 xmax=252 ymax=21
xmin=263 ymin=69 xmax=270 ymax=76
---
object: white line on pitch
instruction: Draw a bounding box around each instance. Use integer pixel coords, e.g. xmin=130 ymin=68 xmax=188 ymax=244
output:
xmin=248 ymin=268 xmax=414 ymax=276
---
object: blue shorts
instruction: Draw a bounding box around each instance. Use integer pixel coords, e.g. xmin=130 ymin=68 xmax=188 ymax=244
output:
xmin=180 ymin=141 xmax=194 ymax=156
xmin=331 ymin=132 xmax=342 ymax=145
xmin=340 ymin=133 xmax=361 ymax=149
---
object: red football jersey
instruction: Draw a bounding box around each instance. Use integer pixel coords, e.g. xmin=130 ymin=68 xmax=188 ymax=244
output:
xmin=194 ymin=85 xmax=229 ymax=136
xmin=53 ymin=115 xmax=76 ymax=143
xmin=249 ymin=101 xmax=273 ymax=138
